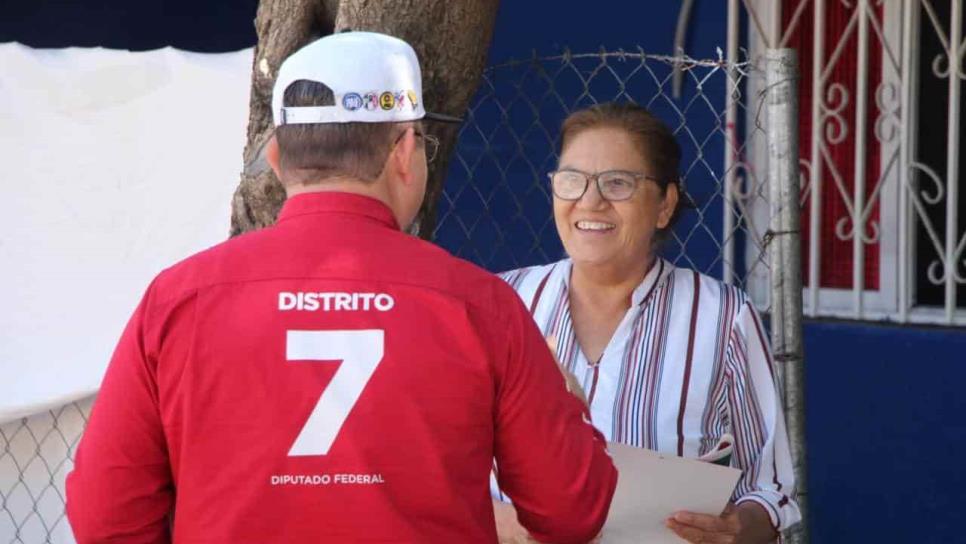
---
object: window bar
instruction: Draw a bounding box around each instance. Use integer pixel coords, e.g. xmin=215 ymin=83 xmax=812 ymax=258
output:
xmin=853 ymin=0 xmax=871 ymax=318
xmin=809 ymin=0 xmax=826 ymax=317
xmin=944 ymin=0 xmax=961 ymax=323
xmin=898 ymin=1 xmax=917 ymax=322
xmin=771 ymin=0 xmax=783 ymax=49
xmin=723 ymin=0 xmax=740 ymax=285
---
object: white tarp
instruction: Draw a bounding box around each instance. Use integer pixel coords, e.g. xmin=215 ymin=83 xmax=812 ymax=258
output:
xmin=0 ymin=43 xmax=253 ymax=424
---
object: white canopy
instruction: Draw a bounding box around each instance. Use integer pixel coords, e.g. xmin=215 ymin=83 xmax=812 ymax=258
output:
xmin=0 ymin=43 xmax=253 ymax=424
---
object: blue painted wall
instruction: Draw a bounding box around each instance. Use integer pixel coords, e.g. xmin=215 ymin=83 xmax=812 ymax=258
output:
xmin=0 ymin=0 xmax=258 ymax=52
xmin=486 ymin=1 xmax=728 ymax=64
xmin=804 ymin=320 xmax=966 ymax=543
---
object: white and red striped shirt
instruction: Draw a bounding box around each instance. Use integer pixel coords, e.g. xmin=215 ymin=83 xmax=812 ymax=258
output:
xmin=496 ymin=258 xmax=801 ymax=532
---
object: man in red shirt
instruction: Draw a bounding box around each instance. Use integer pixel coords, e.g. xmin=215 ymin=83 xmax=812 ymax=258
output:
xmin=66 ymin=31 xmax=617 ymax=543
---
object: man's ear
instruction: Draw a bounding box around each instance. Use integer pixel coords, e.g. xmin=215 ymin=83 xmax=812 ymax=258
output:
xmin=266 ymin=135 xmax=282 ymax=179
xmin=387 ymin=127 xmax=417 ymax=185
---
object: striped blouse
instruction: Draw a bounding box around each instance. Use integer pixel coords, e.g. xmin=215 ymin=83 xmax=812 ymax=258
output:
xmin=497 ymin=257 xmax=801 ymax=532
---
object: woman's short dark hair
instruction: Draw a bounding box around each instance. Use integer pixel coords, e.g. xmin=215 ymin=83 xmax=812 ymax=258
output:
xmin=559 ymin=102 xmax=685 ymax=234
xmin=274 ymin=80 xmax=402 ymax=184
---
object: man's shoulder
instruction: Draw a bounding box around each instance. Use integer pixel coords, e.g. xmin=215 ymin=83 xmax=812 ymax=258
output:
xmin=147 ymin=228 xmax=267 ymax=303
xmin=403 ymin=237 xmax=523 ymax=306
xmin=147 ymin=224 xmax=526 ymax=313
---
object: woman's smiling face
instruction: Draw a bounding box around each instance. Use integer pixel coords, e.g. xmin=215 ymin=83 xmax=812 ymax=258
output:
xmin=553 ymin=126 xmax=678 ymax=271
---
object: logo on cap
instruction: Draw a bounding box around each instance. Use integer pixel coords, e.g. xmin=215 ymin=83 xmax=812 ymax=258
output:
xmin=379 ymin=92 xmax=396 ymax=111
xmin=342 ymin=93 xmax=364 ymax=111
xmin=394 ymin=91 xmax=408 ymax=111
xmin=362 ymin=92 xmax=379 ymax=111
xmin=407 ymin=90 xmax=419 ymax=109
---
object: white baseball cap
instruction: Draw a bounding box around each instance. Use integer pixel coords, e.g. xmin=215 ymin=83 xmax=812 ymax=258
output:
xmin=272 ymin=31 xmax=462 ymax=126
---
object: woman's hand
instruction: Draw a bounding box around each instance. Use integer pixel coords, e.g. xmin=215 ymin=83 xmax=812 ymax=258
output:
xmin=666 ymin=507 xmax=741 ymax=544
xmin=666 ymin=503 xmax=777 ymax=544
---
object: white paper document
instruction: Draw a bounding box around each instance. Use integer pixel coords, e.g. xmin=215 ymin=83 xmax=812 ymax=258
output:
xmin=600 ymin=442 xmax=742 ymax=543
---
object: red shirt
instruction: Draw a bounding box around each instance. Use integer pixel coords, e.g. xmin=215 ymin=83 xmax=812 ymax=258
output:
xmin=66 ymin=192 xmax=616 ymax=543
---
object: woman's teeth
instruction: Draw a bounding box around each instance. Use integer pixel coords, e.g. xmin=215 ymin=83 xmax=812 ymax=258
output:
xmin=575 ymin=221 xmax=615 ymax=231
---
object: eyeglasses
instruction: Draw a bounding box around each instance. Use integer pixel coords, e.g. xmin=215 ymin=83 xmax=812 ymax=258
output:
xmin=415 ymin=130 xmax=440 ymax=164
xmin=548 ymin=169 xmax=662 ymax=201
xmin=395 ymin=128 xmax=440 ymax=164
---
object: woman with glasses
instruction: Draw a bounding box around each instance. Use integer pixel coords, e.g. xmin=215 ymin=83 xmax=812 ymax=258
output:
xmin=492 ymin=103 xmax=800 ymax=544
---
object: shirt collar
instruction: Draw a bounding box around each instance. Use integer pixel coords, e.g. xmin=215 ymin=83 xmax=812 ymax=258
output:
xmin=276 ymin=191 xmax=400 ymax=230
xmin=630 ymin=257 xmax=671 ymax=306
xmin=559 ymin=256 xmax=671 ymax=307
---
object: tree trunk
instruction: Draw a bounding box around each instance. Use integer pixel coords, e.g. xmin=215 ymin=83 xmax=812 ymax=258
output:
xmin=230 ymin=0 xmax=500 ymax=237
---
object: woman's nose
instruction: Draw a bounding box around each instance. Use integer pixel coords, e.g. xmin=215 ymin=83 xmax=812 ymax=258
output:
xmin=576 ymin=179 xmax=608 ymax=210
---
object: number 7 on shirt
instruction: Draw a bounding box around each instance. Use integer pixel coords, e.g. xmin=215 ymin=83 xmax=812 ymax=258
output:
xmin=286 ymin=329 xmax=385 ymax=456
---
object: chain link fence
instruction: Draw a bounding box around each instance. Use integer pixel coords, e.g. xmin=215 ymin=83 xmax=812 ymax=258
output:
xmin=435 ymin=48 xmax=775 ymax=306
xmin=1 ymin=400 xmax=91 ymax=543
xmin=1 ymin=49 xmax=787 ymax=543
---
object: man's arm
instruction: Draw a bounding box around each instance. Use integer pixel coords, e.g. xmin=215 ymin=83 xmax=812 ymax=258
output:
xmin=66 ymin=283 xmax=178 ymax=543
xmin=487 ymin=285 xmax=617 ymax=544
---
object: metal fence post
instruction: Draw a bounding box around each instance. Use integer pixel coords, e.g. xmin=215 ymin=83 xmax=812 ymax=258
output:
xmin=765 ymin=48 xmax=809 ymax=544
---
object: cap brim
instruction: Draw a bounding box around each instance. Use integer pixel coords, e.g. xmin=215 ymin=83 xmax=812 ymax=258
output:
xmin=423 ymin=111 xmax=463 ymax=123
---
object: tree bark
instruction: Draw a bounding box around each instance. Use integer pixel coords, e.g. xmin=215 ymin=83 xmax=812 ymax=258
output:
xmin=230 ymin=0 xmax=500 ymax=237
